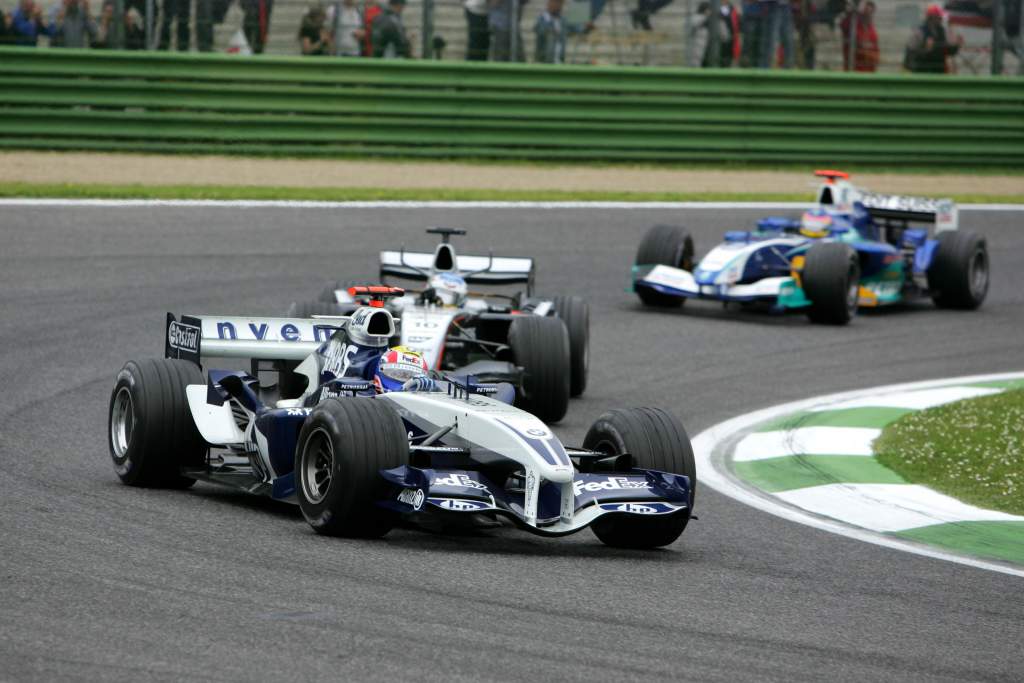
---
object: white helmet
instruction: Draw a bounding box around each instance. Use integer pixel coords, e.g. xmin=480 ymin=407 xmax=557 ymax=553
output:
xmin=428 ymin=273 xmax=468 ymax=307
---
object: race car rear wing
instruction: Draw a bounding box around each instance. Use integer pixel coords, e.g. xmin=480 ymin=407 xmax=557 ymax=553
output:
xmin=165 ymin=313 xmax=345 ymax=364
xmin=813 ymin=172 xmax=958 ymax=232
xmin=857 ymin=193 xmax=959 ymax=232
xmin=379 ymin=249 xmax=535 ymax=287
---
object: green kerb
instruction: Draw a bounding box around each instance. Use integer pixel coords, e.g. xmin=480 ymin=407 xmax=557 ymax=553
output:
xmin=755 ymin=407 xmax=913 ymax=432
xmin=732 ymin=455 xmax=907 ymax=492
xmin=891 ymin=521 xmax=1024 ymax=566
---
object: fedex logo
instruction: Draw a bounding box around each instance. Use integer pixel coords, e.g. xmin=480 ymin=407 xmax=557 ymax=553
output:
xmin=573 ymin=477 xmax=652 ymax=497
xmin=432 ymin=474 xmax=489 ymax=492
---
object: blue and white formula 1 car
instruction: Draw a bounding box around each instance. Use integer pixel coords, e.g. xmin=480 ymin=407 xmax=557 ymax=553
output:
xmin=291 ymin=227 xmax=590 ymax=424
xmin=108 ymin=288 xmax=694 ymax=548
xmin=632 ymin=170 xmax=989 ymax=325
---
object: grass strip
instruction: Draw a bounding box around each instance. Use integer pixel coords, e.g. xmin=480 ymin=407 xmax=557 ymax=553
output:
xmin=1 ymin=182 xmax=1022 ymax=205
xmin=874 ymin=389 xmax=1024 ymax=516
xmin=733 ymin=454 xmax=907 ymax=493
xmin=891 ymin=521 xmax=1024 ymax=566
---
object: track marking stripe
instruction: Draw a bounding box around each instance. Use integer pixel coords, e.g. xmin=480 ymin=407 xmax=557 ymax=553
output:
xmin=733 ymin=426 xmax=880 ymax=461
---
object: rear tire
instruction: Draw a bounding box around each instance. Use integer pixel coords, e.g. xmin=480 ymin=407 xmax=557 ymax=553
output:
xmin=550 ymin=296 xmax=590 ymax=397
xmin=295 ymin=398 xmax=409 ymax=537
xmin=802 ymin=242 xmax=860 ymax=325
xmin=108 ymin=359 xmax=207 ymax=488
xmin=583 ymin=407 xmax=696 ymax=549
xmin=927 ymin=231 xmax=989 ymax=310
xmin=634 ymin=225 xmax=695 ymax=308
xmin=509 ymin=316 xmax=571 ymax=423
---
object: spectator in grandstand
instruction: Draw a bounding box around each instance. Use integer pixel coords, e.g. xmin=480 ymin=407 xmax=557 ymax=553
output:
xmin=464 ymin=0 xmax=489 ymax=60
xmin=904 ymin=3 xmax=962 ymax=73
xmin=241 ymin=0 xmax=273 ymax=53
xmin=692 ymin=0 xmax=741 ymax=66
xmin=362 ymin=0 xmax=381 ymax=54
xmin=489 ymin=0 xmax=526 ymax=61
xmin=719 ymin=0 xmax=740 ymax=65
xmin=298 ymin=3 xmax=332 ymax=53
xmin=52 ymin=0 xmax=98 ymax=47
xmin=158 ymin=0 xmax=190 ymax=50
xmin=630 ymin=0 xmax=670 ymax=31
xmin=195 ymin=0 xmax=214 ymax=51
xmin=0 ymin=6 xmax=14 ymax=43
xmin=10 ymin=0 xmax=53 ymax=45
xmin=739 ymin=0 xmax=761 ymax=66
xmin=327 ymin=0 xmax=364 ymax=56
xmin=93 ymin=1 xmax=145 ymax=48
xmin=372 ymin=0 xmax=410 ymax=57
xmin=839 ymin=0 xmax=878 ymax=71
xmin=533 ymin=0 xmax=588 ymax=62
xmin=758 ymin=0 xmax=794 ymax=67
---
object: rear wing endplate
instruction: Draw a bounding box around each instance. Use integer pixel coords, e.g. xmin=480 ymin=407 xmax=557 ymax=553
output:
xmin=165 ymin=313 xmax=345 ymax=364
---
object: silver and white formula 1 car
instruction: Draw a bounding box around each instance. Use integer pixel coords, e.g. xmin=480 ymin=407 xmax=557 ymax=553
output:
xmin=290 ymin=228 xmax=590 ymax=424
xmin=108 ymin=291 xmax=695 ymax=548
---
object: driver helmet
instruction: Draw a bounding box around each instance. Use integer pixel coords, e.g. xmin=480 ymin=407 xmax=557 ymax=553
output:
xmin=374 ymin=346 xmax=430 ymax=393
xmin=800 ymin=209 xmax=834 ymax=238
xmin=428 ymin=272 xmax=468 ymax=307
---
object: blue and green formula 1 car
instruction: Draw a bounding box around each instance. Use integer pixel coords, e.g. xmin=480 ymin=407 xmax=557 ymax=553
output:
xmin=631 ymin=170 xmax=989 ymax=325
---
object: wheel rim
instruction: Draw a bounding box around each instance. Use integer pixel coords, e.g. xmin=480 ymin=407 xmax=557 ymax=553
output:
xmin=301 ymin=428 xmax=335 ymax=505
xmin=968 ymin=249 xmax=989 ymax=300
xmin=110 ymin=386 xmax=135 ymax=460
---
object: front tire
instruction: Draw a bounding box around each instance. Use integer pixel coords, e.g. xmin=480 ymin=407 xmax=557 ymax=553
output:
xmin=583 ymin=407 xmax=696 ymax=549
xmin=295 ymin=397 xmax=409 ymax=537
xmin=550 ymin=295 xmax=590 ymax=397
xmin=108 ymin=359 xmax=207 ymax=488
xmin=802 ymin=242 xmax=860 ymax=325
xmin=508 ymin=316 xmax=571 ymax=423
xmin=927 ymin=231 xmax=989 ymax=310
xmin=634 ymin=225 xmax=695 ymax=308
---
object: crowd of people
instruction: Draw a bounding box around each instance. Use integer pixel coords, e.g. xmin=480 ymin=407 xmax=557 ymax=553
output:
xmin=0 ymin=0 xmax=996 ymax=73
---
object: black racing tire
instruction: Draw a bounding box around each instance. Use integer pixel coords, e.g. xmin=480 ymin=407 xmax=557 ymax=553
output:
xmin=550 ymin=295 xmax=590 ymax=397
xmin=508 ymin=315 xmax=571 ymax=424
xmin=108 ymin=358 xmax=207 ymax=488
xmin=287 ymin=299 xmax=353 ymax=317
xmin=295 ymin=397 xmax=409 ymax=538
xmin=317 ymin=278 xmax=375 ymax=304
xmin=802 ymin=242 xmax=860 ymax=325
xmin=582 ymin=407 xmax=696 ymax=549
xmin=927 ymin=231 xmax=989 ymax=310
xmin=634 ymin=225 xmax=695 ymax=308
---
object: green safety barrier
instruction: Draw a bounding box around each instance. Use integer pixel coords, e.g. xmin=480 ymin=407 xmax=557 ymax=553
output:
xmin=1 ymin=46 xmax=1022 ymax=165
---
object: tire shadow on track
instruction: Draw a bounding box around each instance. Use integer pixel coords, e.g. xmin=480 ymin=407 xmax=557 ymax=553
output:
xmin=184 ymin=485 xmax=698 ymax=562
xmin=622 ymin=299 xmax=944 ymax=327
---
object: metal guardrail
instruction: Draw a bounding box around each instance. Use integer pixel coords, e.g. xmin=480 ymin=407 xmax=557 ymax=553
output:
xmin=0 ymin=46 xmax=1021 ymax=165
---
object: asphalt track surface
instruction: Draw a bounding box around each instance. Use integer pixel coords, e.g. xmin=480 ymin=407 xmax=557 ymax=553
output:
xmin=2 ymin=205 xmax=1023 ymax=682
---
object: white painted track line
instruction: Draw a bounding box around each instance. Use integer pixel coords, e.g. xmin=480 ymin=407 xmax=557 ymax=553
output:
xmin=0 ymin=199 xmax=1021 ymax=210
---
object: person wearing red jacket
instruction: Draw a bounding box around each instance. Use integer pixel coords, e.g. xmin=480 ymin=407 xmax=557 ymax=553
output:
xmin=840 ymin=0 xmax=879 ymax=71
